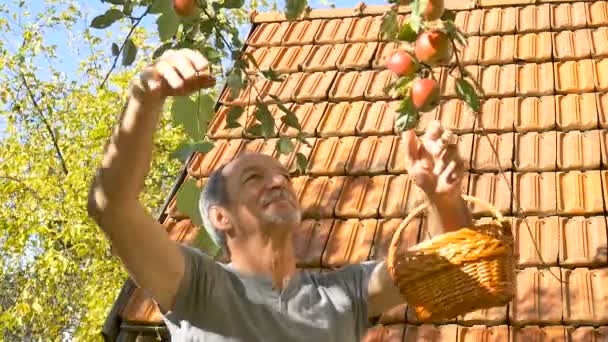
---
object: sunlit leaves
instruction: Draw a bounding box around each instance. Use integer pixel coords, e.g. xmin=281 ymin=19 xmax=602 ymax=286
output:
xmin=286 ymin=0 xmax=307 ymax=20
xmin=380 ymin=10 xmax=399 ymax=41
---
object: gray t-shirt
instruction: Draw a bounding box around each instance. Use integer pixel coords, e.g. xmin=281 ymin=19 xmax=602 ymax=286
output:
xmin=162 ymin=245 xmax=380 ymax=342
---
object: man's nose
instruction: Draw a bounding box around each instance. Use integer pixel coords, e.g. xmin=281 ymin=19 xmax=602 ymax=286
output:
xmin=268 ymin=173 xmax=287 ymax=188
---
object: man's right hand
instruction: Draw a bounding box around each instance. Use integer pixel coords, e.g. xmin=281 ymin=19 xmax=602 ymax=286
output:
xmin=131 ymin=48 xmax=216 ymax=101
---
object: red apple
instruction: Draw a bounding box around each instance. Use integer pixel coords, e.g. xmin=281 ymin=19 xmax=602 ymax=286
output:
xmin=422 ymin=0 xmax=445 ymax=21
xmin=411 ymin=78 xmax=440 ymax=111
xmin=414 ymin=30 xmax=453 ymax=66
xmin=173 ymin=0 xmax=197 ymax=17
xmin=387 ymin=50 xmax=416 ymax=77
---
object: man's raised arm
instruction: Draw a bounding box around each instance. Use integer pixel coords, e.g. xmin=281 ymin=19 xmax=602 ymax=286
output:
xmin=87 ymin=49 xmax=214 ymax=312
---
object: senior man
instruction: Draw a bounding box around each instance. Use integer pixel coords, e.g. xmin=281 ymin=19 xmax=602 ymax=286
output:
xmin=87 ymin=49 xmax=473 ymax=341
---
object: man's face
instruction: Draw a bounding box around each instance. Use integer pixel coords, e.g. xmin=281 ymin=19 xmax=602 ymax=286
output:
xmin=223 ymin=153 xmax=302 ymax=232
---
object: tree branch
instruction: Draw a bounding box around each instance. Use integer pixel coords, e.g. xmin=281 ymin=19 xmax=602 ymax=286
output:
xmin=19 ymin=73 xmax=69 ymax=176
xmin=99 ymin=6 xmax=151 ymax=89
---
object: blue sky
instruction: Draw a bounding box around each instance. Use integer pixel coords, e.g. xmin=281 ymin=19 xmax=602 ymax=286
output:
xmin=0 ymin=0 xmax=387 ymax=138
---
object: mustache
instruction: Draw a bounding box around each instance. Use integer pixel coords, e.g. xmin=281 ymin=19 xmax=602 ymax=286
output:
xmin=261 ymin=189 xmax=293 ymax=206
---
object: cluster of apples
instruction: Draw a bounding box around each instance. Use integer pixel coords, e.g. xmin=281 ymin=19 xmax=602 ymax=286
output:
xmin=386 ymin=0 xmax=452 ymax=112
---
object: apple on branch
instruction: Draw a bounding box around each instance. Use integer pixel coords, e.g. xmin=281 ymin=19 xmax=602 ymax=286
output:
xmin=173 ymin=0 xmax=197 ymax=17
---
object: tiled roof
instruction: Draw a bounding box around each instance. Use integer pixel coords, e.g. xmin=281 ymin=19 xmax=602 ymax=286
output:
xmin=104 ymin=0 xmax=608 ymax=340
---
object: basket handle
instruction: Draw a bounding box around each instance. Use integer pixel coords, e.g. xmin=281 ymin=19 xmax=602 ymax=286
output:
xmin=386 ymin=194 xmax=505 ymax=270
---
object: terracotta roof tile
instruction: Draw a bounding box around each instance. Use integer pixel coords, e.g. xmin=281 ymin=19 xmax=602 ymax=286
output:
xmin=293 ymin=219 xmax=333 ymax=267
xmin=516 ymin=62 xmax=555 ymax=96
xmin=590 ymin=27 xmax=608 ymax=58
xmin=261 ymin=73 xmax=301 ymax=104
xmin=440 ymin=66 xmax=480 ymax=98
xmin=317 ymin=101 xmax=364 ymax=137
xmin=595 ymin=58 xmax=608 ymax=91
xmin=456 ymin=325 xmax=508 ymax=341
xmin=513 ymin=216 xmax=560 ymax=267
xmin=208 ymin=105 xmax=247 ymax=139
xmin=187 ymin=139 xmax=243 ymax=178
xmin=509 ymin=267 xmax=563 ymax=325
xmin=471 ymin=133 xmax=514 ymax=172
xmin=243 ymin=105 xmax=283 ymax=138
xmin=379 ymin=174 xmax=426 ymax=218
xmin=557 ymin=130 xmax=601 ymax=171
xmin=559 ymin=216 xmax=608 ymax=268
xmin=569 ymin=326 xmax=608 ymax=341
xmin=245 ymin=46 xmax=275 ymax=73
xmin=445 ymin=0 xmax=477 ymax=10
xmin=479 ymin=35 xmax=515 ymax=65
xmin=480 ymin=0 xmax=533 ymax=7
xmin=604 ymin=171 xmax=608 ymax=213
xmin=293 ymin=70 xmax=338 ymax=102
xmin=514 ymin=96 xmax=556 ymax=132
xmin=554 ymin=60 xmax=596 ymax=94
xmin=377 ymin=305 xmax=407 ymax=325
xmin=458 ymin=133 xmax=474 ymax=171
xmin=345 ymin=16 xmax=382 ymax=43
xmin=329 ymin=71 xmax=373 ymax=101
xmin=278 ymin=102 xmax=326 ymax=137
xmin=362 ymin=324 xmax=405 ymax=342
xmin=366 ymin=70 xmax=398 ymax=101
xmin=220 ymin=78 xmax=266 ymax=106
xmin=321 ymin=218 xmax=377 ymax=267
xmin=301 ymin=44 xmax=343 ymax=72
xmin=276 ymin=137 xmax=315 ymax=173
xmin=586 ymin=1 xmax=608 ymax=28
xmin=557 ymin=170 xmax=605 ymax=215
xmin=514 ymin=131 xmax=557 ymax=172
xmin=307 ymin=136 xmax=355 ymax=175
xmin=283 ymin=20 xmax=321 ymax=46
xmin=414 ymin=107 xmax=441 ymax=135
xmin=296 ymin=175 xmax=345 ymax=218
xmin=480 ymin=64 xmax=517 ymax=97
xmin=402 ymin=324 xmax=458 ymax=341
xmin=387 ymin=135 xmax=408 ymax=174
xmin=598 ymin=93 xmax=608 ymax=129
xmin=436 ymin=99 xmax=477 ymax=134
xmin=455 ymin=9 xmax=483 ymax=36
xmin=475 ymin=97 xmax=515 ymax=133
xmin=480 ymin=7 xmax=517 ymax=35
xmin=517 ymin=4 xmax=551 ymax=33
xmin=451 ymin=36 xmax=480 ymax=66
xmin=370 ymin=218 xmax=420 ymax=261
xmin=373 ymin=42 xmax=406 ymax=69
xmin=468 ymin=172 xmax=512 ymax=216
xmin=555 ymin=93 xmax=599 ymax=131
xmin=514 ymin=172 xmax=557 ymax=216
xmin=602 ymin=129 xmax=608 ymax=167
xmin=356 ymin=101 xmax=397 ymax=136
xmin=337 ymin=42 xmax=377 ymax=71
xmin=550 ymin=2 xmax=588 ymax=30
xmin=562 ymin=268 xmax=608 ymax=325
xmin=271 ymin=45 xmax=312 ymax=73
xmin=247 ymin=21 xmax=289 ymax=47
xmin=457 ymin=307 xmax=508 ymax=326
xmin=406 ymin=305 xmax=457 ymax=324
xmin=120 ymin=287 xmax=161 ymax=324
xmin=335 ymin=175 xmax=387 ymax=218
xmin=552 ymin=30 xmax=592 ymax=61
xmin=514 ymin=32 xmax=552 ymax=63
xmin=510 ymin=326 xmax=566 ymax=341
xmin=238 ymin=138 xmax=276 ymax=156
xmin=346 ymin=136 xmax=394 ymax=175
xmin=314 ymin=18 xmax=352 ymax=44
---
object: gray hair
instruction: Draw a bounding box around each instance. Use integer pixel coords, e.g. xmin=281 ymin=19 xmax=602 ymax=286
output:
xmin=199 ymin=164 xmax=230 ymax=257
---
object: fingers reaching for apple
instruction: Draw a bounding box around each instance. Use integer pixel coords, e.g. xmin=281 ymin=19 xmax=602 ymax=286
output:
xmin=403 ymin=120 xmax=464 ymax=201
xmin=133 ymin=48 xmax=215 ymax=100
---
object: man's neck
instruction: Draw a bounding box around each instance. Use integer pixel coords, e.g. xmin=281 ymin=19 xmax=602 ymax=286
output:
xmin=229 ymin=229 xmax=297 ymax=290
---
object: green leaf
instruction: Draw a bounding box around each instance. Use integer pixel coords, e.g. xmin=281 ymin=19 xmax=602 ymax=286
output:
xmin=380 ymin=10 xmax=399 ymax=41
xmin=90 ymin=9 xmax=124 ymax=29
xmin=123 ymin=0 xmax=134 ymax=15
xmin=149 ymin=0 xmax=172 ymax=14
xmin=156 ymin=11 xmax=179 ymax=41
xmin=201 ymin=46 xmax=222 ymax=64
xmin=152 ymin=41 xmax=173 ymax=59
xmin=196 ymin=93 xmax=216 ymax=137
xmin=226 ymin=71 xmax=243 ymax=99
xmin=398 ymin=21 xmax=418 ymax=42
xmin=280 ymin=110 xmax=301 ymax=131
xmin=176 ymin=178 xmax=203 ymax=226
xmin=170 ymin=140 xmax=215 ymax=161
xmin=172 ymin=96 xmax=200 ymax=139
xmin=295 ymin=152 xmax=308 ymax=173
xmin=102 ymin=0 xmax=125 ymax=4
xmin=442 ymin=9 xmax=456 ymax=21
xmin=246 ymin=123 xmax=263 ymax=137
xmin=261 ymin=69 xmax=285 ymax=82
xmin=226 ymin=106 xmax=244 ymax=128
xmin=111 ymin=43 xmax=119 ymax=56
xmin=254 ymin=104 xmax=276 ymax=138
xmin=286 ymin=0 xmax=308 ymax=20
xmin=409 ymin=0 xmax=428 ymax=33
xmin=244 ymin=52 xmax=261 ymax=71
xmin=395 ymin=97 xmax=420 ymax=131
xmin=193 ymin=227 xmax=220 ymax=257
xmin=276 ymin=137 xmax=295 ymax=155
xmin=121 ymin=38 xmax=137 ymax=66
xmin=222 ymin=0 xmax=245 ymax=8
xmin=455 ymin=78 xmax=480 ymax=113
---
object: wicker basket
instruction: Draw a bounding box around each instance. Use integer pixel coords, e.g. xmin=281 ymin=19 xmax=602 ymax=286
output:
xmin=386 ymin=195 xmax=515 ymax=322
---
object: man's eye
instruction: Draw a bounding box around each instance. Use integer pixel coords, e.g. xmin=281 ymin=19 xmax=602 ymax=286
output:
xmin=246 ymin=174 xmax=261 ymax=182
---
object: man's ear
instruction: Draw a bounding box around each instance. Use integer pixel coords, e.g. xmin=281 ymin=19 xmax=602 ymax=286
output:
xmin=209 ymin=206 xmax=232 ymax=232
